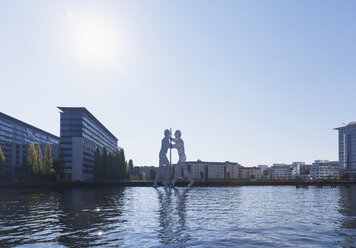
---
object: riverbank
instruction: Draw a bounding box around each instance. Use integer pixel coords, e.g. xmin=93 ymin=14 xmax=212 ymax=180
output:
xmin=0 ymin=180 xmax=354 ymax=188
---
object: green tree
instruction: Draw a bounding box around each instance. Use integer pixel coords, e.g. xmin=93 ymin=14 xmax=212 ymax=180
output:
xmin=36 ymin=144 xmax=43 ymax=176
xmin=128 ymin=159 xmax=134 ymax=176
xmin=92 ymin=147 xmax=131 ymax=181
xmin=93 ymin=147 xmax=101 ymax=180
xmin=0 ymin=146 xmax=5 ymax=177
xmin=125 ymin=161 xmax=130 ymax=179
xmin=101 ymin=146 xmax=108 ymax=180
xmin=149 ymin=168 xmax=156 ymax=181
xmin=43 ymin=143 xmax=55 ymax=177
xmin=340 ymin=172 xmax=350 ymax=181
xmin=53 ymin=159 xmax=64 ymax=180
xmin=113 ymin=149 xmax=120 ymax=180
xmin=119 ymin=148 xmax=127 ymax=180
xmin=28 ymin=143 xmax=38 ymax=175
xmin=108 ymin=151 xmax=115 ymax=180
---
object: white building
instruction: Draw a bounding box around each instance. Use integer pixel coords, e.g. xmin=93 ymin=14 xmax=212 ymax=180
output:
xmin=291 ymin=162 xmax=305 ymax=179
xmin=257 ymin=165 xmax=268 ymax=176
xmin=310 ymin=160 xmax=339 ymax=180
xmin=271 ymin=164 xmax=293 ymax=180
xmin=207 ymin=163 xmax=225 ymax=180
xmin=225 ymin=163 xmax=239 ymax=180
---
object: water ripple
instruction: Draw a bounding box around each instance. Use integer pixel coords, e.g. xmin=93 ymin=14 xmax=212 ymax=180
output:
xmin=0 ymin=186 xmax=355 ymax=247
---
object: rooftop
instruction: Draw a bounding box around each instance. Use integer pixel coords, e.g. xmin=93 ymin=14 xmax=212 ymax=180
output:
xmin=0 ymin=112 xmax=59 ymax=140
xmin=334 ymin=122 xmax=356 ymax=130
xmin=187 ymin=160 xmax=239 ymax=165
xmin=58 ymin=107 xmax=118 ymax=141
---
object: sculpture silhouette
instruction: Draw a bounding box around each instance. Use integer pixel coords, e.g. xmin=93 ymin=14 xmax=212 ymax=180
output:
xmin=153 ymin=129 xmax=171 ymax=187
xmin=171 ymin=130 xmax=194 ymax=187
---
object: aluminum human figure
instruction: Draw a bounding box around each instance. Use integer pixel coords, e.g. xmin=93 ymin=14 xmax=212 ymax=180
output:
xmin=153 ymin=129 xmax=171 ymax=187
xmin=171 ymin=130 xmax=194 ymax=187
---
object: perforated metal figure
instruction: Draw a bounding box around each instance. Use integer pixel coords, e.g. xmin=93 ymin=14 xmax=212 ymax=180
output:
xmin=153 ymin=129 xmax=171 ymax=187
xmin=171 ymin=130 xmax=194 ymax=187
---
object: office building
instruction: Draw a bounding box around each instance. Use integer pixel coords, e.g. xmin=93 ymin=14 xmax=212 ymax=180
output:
xmin=335 ymin=122 xmax=356 ymax=181
xmin=0 ymin=112 xmax=59 ymax=171
xmin=58 ymin=107 xmax=118 ymax=181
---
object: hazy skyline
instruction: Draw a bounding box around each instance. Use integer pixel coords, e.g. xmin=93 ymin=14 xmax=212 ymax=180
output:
xmin=1 ymin=1 xmax=355 ymax=167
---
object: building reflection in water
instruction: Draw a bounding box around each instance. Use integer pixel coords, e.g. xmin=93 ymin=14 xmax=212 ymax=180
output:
xmin=0 ymin=188 xmax=67 ymax=246
xmin=56 ymin=187 xmax=126 ymax=247
xmin=156 ymin=187 xmax=191 ymax=246
xmin=337 ymin=186 xmax=356 ymax=246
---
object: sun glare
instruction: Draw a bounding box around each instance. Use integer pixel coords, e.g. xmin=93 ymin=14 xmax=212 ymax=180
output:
xmin=67 ymin=10 xmax=118 ymax=63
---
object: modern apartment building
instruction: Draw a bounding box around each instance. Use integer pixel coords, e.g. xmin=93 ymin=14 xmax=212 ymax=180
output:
xmin=310 ymin=160 xmax=339 ymax=180
xmin=0 ymin=112 xmax=59 ymax=171
xmin=335 ymin=122 xmax=356 ymax=181
xmin=58 ymin=107 xmax=118 ymax=181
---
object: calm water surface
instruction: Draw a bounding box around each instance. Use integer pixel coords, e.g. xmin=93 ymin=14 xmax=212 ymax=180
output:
xmin=0 ymin=186 xmax=355 ymax=247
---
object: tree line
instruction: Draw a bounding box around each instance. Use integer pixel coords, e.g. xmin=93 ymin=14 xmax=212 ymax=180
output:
xmin=93 ymin=147 xmax=133 ymax=181
xmin=27 ymin=142 xmax=55 ymax=181
xmin=0 ymin=143 xmax=134 ymax=182
xmin=0 ymin=142 xmax=55 ymax=182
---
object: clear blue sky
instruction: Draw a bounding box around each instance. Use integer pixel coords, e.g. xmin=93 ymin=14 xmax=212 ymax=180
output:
xmin=1 ymin=0 xmax=355 ymax=167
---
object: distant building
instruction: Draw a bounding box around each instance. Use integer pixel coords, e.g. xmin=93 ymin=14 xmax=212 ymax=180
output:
xmin=310 ymin=160 xmax=339 ymax=180
xmin=176 ymin=160 xmax=239 ymax=181
xmin=335 ymin=122 xmax=356 ymax=181
xmin=207 ymin=163 xmax=225 ymax=180
xmin=239 ymin=166 xmax=249 ymax=180
xmin=299 ymin=164 xmax=311 ymax=180
xmin=262 ymin=167 xmax=272 ymax=179
xmin=291 ymin=162 xmax=305 ymax=180
xmin=239 ymin=166 xmax=262 ymax=180
xmin=136 ymin=166 xmax=157 ymax=180
xmin=258 ymin=165 xmax=268 ymax=177
xmin=271 ymin=164 xmax=292 ymax=180
xmin=132 ymin=166 xmax=141 ymax=176
xmin=189 ymin=160 xmax=207 ymax=181
xmin=58 ymin=107 xmax=118 ymax=182
xmin=225 ymin=162 xmax=239 ymax=180
xmin=0 ymin=112 xmax=59 ymax=172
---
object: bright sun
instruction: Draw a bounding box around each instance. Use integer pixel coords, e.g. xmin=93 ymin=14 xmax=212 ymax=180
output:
xmin=67 ymin=10 xmax=117 ymax=63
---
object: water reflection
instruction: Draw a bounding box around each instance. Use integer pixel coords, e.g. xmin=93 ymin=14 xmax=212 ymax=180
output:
xmin=156 ymin=188 xmax=190 ymax=246
xmin=0 ymin=186 xmax=355 ymax=247
xmin=57 ymin=188 xmax=126 ymax=247
xmin=337 ymin=186 xmax=356 ymax=247
xmin=338 ymin=186 xmax=356 ymax=229
xmin=0 ymin=189 xmax=61 ymax=246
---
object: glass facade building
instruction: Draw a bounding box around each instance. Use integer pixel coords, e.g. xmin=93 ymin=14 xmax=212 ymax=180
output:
xmin=58 ymin=107 xmax=118 ymax=181
xmin=0 ymin=112 xmax=59 ymax=171
xmin=335 ymin=122 xmax=356 ymax=182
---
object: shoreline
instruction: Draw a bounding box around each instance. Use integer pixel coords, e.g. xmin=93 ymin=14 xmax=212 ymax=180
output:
xmin=0 ymin=180 xmax=354 ymax=189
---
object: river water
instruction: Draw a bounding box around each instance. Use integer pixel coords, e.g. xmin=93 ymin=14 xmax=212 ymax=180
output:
xmin=0 ymin=186 xmax=355 ymax=247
